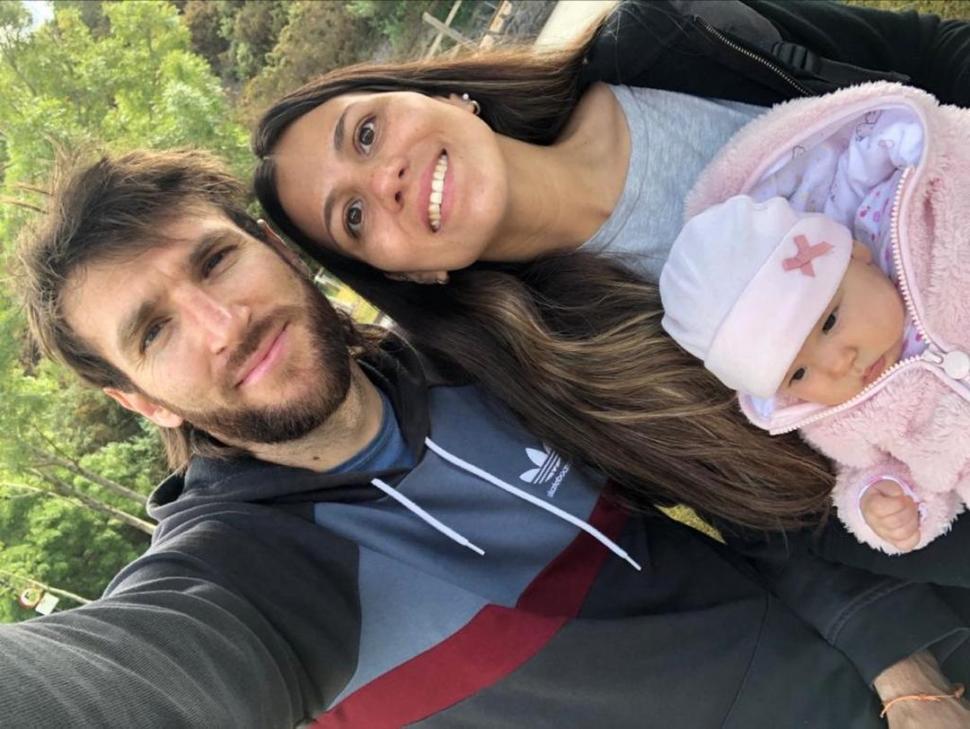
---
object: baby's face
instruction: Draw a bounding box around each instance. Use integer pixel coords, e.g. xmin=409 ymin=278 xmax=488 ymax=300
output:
xmin=779 ymin=241 xmax=906 ymax=406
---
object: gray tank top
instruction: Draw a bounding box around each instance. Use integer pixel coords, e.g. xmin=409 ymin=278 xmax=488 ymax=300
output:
xmin=578 ymin=85 xmax=764 ymax=282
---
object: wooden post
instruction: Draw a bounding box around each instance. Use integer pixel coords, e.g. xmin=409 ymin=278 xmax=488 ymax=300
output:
xmin=424 ymin=0 xmax=463 ymax=58
xmin=478 ymin=0 xmax=514 ymax=49
xmin=421 ymin=11 xmax=476 ymax=50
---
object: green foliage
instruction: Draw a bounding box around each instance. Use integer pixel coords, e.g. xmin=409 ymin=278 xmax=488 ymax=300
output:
xmin=181 ymin=0 xmax=288 ymax=84
xmin=51 ymin=0 xmax=110 ymax=37
xmin=0 ymin=492 xmax=145 ymax=623
xmin=238 ymin=1 xmax=378 ymax=124
xmin=222 ymin=0 xmax=289 ymax=82
xmin=0 ymin=0 xmax=250 ymax=198
xmin=181 ymin=0 xmax=233 ymax=77
xmin=346 ymin=0 xmax=435 ymax=52
xmin=0 ymin=0 xmax=248 ymax=622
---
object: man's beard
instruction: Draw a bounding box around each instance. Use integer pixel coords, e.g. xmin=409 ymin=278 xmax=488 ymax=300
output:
xmin=153 ymin=277 xmax=353 ymax=445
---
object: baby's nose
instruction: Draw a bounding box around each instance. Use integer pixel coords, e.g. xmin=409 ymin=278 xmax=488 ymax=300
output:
xmin=830 ymin=346 xmax=857 ymax=377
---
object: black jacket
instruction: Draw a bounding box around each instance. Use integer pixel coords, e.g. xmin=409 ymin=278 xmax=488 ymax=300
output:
xmin=581 ymin=0 xmax=970 ymax=107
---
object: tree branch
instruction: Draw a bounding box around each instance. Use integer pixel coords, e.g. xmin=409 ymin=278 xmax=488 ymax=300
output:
xmin=0 ymin=567 xmax=92 ymax=606
xmin=14 ymin=182 xmax=51 ymax=197
xmin=31 ymin=470 xmax=155 ymax=535
xmin=27 ymin=444 xmax=147 ymax=507
xmin=0 ymin=196 xmax=45 ymax=214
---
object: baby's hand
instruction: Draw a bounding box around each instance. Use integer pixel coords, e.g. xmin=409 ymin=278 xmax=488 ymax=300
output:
xmin=861 ymin=480 xmax=921 ymax=552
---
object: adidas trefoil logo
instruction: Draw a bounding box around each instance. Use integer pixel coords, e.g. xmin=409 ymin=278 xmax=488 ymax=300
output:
xmin=520 ymin=443 xmax=570 ymax=498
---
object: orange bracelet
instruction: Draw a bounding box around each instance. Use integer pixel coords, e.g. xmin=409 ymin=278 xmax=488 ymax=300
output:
xmin=880 ymin=682 xmax=965 ymax=718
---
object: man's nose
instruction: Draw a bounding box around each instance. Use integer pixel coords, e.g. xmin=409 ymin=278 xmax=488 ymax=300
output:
xmin=370 ymin=155 xmax=407 ymax=210
xmin=175 ymin=286 xmax=248 ymax=353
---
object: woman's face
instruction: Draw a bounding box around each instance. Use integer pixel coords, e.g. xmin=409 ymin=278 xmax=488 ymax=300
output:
xmin=271 ymin=90 xmax=509 ymax=275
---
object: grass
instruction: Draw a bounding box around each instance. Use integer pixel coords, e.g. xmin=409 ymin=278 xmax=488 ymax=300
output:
xmin=844 ymin=0 xmax=970 ymax=19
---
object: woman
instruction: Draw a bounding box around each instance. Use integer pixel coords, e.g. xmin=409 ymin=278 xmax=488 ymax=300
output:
xmin=252 ymin=2 xmax=970 ymax=534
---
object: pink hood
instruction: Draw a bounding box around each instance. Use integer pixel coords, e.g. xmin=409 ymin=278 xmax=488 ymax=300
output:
xmin=683 ymin=82 xmax=970 ymax=552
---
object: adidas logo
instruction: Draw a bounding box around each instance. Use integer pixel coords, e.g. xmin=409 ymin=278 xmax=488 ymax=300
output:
xmin=519 ymin=444 xmax=570 ymax=498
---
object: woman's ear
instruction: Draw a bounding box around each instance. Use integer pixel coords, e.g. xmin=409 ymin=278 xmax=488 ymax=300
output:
xmin=384 ymin=271 xmax=450 ymax=285
xmin=440 ymin=93 xmax=480 ymax=116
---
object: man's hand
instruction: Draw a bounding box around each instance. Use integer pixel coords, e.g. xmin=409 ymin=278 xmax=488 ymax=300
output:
xmin=861 ymin=480 xmax=920 ymax=552
xmin=874 ymin=651 xmax=969 ymax=728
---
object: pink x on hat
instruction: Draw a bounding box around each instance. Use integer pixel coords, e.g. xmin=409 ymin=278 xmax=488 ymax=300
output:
xmin=660 ymin=195 xmax=853 ymax=397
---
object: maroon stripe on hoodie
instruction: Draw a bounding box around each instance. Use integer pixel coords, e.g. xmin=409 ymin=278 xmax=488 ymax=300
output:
xmin=310 ymin=495 xmax=628 ymax=729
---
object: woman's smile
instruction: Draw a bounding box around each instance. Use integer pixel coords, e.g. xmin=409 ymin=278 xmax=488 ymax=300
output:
xmin=425 ymin=151 xmax=449 ymax=232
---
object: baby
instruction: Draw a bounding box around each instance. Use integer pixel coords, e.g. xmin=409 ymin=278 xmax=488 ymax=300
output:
xmin=660 ymin=194 xmax=969 ymax=554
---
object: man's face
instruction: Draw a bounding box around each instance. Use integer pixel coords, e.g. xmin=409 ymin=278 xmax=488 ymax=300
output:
xmin=63 ymin=210 xmax=352 ymax=446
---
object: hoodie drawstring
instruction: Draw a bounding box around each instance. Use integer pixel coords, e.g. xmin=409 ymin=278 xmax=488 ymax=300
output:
xmin=370 ymin=437 xmax=640 ymax=571
xmin=370 ymin=478 xmax=486 ymax=556
xmin=425 ymin=438 xmax=641 ymax=572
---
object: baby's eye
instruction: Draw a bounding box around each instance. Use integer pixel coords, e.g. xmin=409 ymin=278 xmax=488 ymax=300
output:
xmin=789 ymin=367 xmax=806 ymax=385
xmin=356 ymin=118 xmax=376 ymax=153
xmin=345 ymin=200 xmax=364 ymax=238
xmin=822 ymin=309 xmax=838 ymax=333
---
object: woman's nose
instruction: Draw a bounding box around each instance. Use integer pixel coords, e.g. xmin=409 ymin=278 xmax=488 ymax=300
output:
xmin=370 ymin=156 xmax=407 ymax=210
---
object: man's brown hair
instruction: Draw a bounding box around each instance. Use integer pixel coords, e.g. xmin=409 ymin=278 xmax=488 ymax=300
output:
xmin=17 ymin=149 xmax=265 ymax=470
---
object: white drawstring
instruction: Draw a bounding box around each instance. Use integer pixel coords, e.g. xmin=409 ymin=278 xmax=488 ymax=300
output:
xmin=371 ymin=477 xmax=485 ymax=556
xmin=424 ymin=438 xmax=641 ymax=571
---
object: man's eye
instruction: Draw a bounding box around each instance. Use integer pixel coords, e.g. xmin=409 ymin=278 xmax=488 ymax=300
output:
xmin=345 ymin=200 xmax=364 ymax=238
xmin=141 ymin=320 xmax=166 ymax=353
xmin=202 ymin=247 xmax=232 ymax=278
xmin=790 ymin=367 xmax=806 ymax=384
xmin=356 ymin=118 xmax=376 ymax=152
xmin=822 ymin=309 xmax=838 ymax=333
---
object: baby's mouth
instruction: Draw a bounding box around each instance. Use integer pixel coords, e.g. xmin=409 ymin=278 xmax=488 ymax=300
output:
xmin=862 ymin=355 xmax=885 ymax=385
xmin=428 ymin=151 xmax=447 ymax=232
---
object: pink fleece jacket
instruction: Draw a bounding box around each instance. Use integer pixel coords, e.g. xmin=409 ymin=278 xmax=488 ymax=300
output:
xmin=684 ymin=82 xmax=970 ymax=554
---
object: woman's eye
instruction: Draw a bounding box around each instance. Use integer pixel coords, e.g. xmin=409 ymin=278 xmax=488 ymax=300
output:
xmin=356 ymin=119 xmax=376 ymax=152
xmin=822 ymin=309 xmax=838 ymax=333
xmin=141 ymin=320 xmax=166 ymax=353
xmin=790 ymin=367 xmax=806 ymax=384
xmin=202 ymin=247 xmax=233 ymax=278
xmin=345 ymin=200 xmax=364 ymax=238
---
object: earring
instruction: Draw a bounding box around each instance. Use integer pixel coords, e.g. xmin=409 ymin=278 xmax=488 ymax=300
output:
xmin=461 ymin=92 xmax=481 ymax=117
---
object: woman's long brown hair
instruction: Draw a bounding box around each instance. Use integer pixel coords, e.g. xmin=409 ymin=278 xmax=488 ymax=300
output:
xmin=252 ymin=17 xmax=834 ymax=531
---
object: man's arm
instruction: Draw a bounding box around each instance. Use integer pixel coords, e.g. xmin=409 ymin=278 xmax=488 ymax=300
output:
xmin=716 ymin=521 xmax=969 ymax=686
xmin=0 ymin=563 xmax=305 ymax=728
xmin=874 ymin=651 xmax=970 ymax=728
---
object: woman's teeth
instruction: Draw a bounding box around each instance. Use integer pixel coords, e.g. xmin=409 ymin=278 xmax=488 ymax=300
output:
xmin=429 ymin=152 xmax=448 ymax=232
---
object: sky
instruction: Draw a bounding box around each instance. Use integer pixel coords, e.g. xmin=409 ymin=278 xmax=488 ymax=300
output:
xmin=23 ymin=1 xmax=54 ymax=29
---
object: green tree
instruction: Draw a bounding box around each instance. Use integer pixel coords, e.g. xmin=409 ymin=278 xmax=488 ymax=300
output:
xmin=238 ymin=1 xmax=378 ymax=124
xmin=0 ymin=0 xmax=250 ymax=622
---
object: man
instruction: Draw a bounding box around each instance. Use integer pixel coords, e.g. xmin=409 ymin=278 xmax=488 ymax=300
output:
xmin=6 ymin=149 xmax=970 ymax=728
